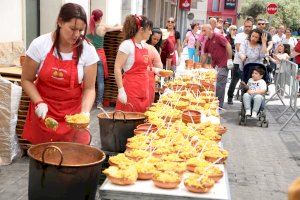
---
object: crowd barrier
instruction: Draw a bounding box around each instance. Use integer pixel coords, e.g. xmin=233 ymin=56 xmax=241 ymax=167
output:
xmin=266 ymin=60 xmax=300 ymax=130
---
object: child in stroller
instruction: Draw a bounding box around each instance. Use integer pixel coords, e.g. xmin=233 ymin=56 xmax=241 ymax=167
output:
xmin=239 ymin=63 xmax=270 ymax=127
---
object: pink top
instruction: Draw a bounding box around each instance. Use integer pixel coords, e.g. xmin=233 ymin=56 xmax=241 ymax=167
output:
xmin=185 ymin=31 xmax=199 ymax=48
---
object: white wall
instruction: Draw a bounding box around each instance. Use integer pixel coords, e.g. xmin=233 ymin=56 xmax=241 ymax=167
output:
xmin=187 ymin=0 xmax=208 ymax=29
xmin=40 ymin=0 xmax=62 ymax=35
xmin=40 ymin=0 xmax=91 ymax=35
xmin=131 ymin=0 xmax=143 ymax=15
xmin=107 ymin=0 xmax=122 ymax=25
xmin=91 ymin=0 xmax=107 ymax=24
xmin=0 ymin=0 xmax=23 ymax=42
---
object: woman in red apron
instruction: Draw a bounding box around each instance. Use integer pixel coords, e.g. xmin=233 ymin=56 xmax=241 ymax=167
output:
xmin=114 ymin=15 xmax=153 ymax=112
xmin=21 ymin=3 xmax=99 ymax=145
xmin=166 ymin=17 xmax=182 ymax=67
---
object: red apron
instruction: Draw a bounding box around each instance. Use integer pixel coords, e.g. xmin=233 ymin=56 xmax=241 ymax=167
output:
xmin=22 ymin=47 xmax=90 ymax=145
xmin=115 ymin=39 xmax=150 ymax=112
xmin=168 ymin=34 xmax=177 ymax=66
xmin=148 ymin=71 xmax=155 ymax=104
xmin=96 ymin=48 xmax=108 ymax=78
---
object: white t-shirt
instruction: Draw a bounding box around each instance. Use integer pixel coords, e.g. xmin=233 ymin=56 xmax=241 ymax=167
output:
xmin=247 ymin=78 xmax=267 ymax=91
xmin=118 ymin=39 xmax=145 ymax=72
xmin=272 ymin=34 xmax=286 ymax=49
xmin=233 ymin=32 xmax=248 ymax=65
xmin=26 ymin=33 xmax=99 ymax=83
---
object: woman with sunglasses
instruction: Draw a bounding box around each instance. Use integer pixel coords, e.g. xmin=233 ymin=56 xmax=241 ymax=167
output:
xmin=283 ymin=28 xmax=298 ymax=52
xmin=166 ymin=17 xmax=182 ymax=67
xmin=225 ymin=25 xmax=237 ymax=59
xmin=21 ymin=3 xmax=99 ymax=145
xmin=114 ymin=15 xmax=153 ymax=112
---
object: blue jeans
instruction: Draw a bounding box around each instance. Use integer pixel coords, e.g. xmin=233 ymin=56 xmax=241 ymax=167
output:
xmin=243 ymin=93 xmax=264 ymax=113
xmin=188 ymin=48 xmax=199 ymax=62
xmin=96 ymin=61 xmax=104 ymax=104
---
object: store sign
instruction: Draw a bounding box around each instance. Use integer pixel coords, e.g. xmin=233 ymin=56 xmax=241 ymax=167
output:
xmin=224 ymin=0 xmax=236 ymax=9
xmin=179 ymin=0 xmax=191 ymax=11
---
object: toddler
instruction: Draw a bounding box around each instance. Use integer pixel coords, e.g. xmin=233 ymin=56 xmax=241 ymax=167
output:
xmin=242 ymin=67 xmax=267 ymax=118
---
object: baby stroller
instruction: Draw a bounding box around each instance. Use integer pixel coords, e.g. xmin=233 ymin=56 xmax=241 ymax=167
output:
xmin=238 ymin=63 xmax=270 ymax=127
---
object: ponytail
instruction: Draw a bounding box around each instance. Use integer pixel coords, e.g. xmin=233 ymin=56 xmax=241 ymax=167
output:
xmin=89 ymin=14 xmax=96 ymax=35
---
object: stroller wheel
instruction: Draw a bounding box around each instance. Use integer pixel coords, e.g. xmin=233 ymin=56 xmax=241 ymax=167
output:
xmin=256 ymin=121 xmax=263 ymax=127
xmin=261 ymin=120 xmax=269 ymax=128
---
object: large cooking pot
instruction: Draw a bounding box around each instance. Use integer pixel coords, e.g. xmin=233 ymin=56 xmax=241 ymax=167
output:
xmin=98 ymin=110 xmax=145 ymax=152
xmin=27 ymin=142 xmax=105 ymax=200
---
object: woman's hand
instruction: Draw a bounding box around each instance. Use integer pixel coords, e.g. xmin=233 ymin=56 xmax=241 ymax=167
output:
xmin=261 ymin=33 xmax=268 ymax=44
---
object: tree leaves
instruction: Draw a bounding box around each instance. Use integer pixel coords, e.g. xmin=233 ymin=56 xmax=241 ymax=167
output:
xmin=240 ymin=0 xmax=300 ymax=30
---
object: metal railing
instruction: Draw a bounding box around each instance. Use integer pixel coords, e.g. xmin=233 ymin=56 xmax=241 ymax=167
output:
xmin=266 ymin=60 xmax=299 ymax=130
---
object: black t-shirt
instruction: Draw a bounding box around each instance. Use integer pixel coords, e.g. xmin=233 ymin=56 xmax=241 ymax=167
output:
xmin=175 ymin=31 xmax=181 ymax=40
xmin=264 ymin=31 xmax=272 ymax=43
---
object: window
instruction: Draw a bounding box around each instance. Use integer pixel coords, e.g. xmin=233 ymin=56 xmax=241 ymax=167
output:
xmin=212 ymin=0 xmax=219 ymax=12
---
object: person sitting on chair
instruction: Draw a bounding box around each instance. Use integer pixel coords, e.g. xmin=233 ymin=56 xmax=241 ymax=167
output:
xmin=242 ymin=67 xmax=267 ymax=118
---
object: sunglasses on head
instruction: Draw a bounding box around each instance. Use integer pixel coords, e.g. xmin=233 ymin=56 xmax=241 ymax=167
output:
xmin=168 ymin=20 xmax=175 ymax=23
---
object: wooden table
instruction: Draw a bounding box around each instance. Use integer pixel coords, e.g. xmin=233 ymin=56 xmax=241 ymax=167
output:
xmin=99 ymin=165 xmax=231 ymax=200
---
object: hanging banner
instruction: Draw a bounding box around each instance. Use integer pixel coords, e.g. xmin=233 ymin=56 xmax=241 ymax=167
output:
xmin=179 ymin=0 xmax=191 ymax=11
xmin=224 ymin=0 xmax=236 ymax=9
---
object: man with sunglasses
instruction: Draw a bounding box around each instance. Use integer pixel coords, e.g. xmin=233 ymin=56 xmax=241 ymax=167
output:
xmin=257 ymin=19 xmax=273 ymax=53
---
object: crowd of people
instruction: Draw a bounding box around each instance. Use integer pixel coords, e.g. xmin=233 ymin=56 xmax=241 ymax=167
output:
xmin=183 ymin=16 xmax=300 ymax=107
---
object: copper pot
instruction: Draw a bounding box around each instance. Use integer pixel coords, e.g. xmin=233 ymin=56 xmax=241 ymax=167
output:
xmin=27 ymin=142 xmax=105 ymax=200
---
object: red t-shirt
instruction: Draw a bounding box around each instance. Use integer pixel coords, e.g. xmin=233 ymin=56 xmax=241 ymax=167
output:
xmin=294 ymin=40 xmax=300 ymax=64
xmin=204 ymin=33 xmax=229 ymax=68
xmin=161 ymin=38 xmax=175 ymax=66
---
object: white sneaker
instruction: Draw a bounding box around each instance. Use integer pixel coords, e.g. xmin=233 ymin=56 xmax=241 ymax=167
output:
xmin=245 ymin=110 xmax=251 ymax=116
xmin=252 ymin=112 xmax=258 ymax=119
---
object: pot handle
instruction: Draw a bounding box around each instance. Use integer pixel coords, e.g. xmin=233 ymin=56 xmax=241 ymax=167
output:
xmin=112 ymin=110 xmax=126 ymax=122
xmin=42 ymin=145 xmax=63 ymax=166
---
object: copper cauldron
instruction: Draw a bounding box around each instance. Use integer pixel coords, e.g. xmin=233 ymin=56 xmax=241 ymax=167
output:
xmin=27 ymin=142 xmax=106 ymax=200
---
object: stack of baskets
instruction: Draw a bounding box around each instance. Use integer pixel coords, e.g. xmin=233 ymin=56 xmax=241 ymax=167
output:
xmin=103 ymin=31 xmax=124 ymax=107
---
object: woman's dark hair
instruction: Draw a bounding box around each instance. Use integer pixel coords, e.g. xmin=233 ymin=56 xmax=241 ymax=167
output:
xmin=123 ymin=15 xmax=153 ymax=40
xmin=190 ymin=23 xmax=199 ymax=30
xmin=253 ymin=66 xmax=265 ymax=76
xmin=53 ymin=3 xmax=87 ymax=63
xmin=283 ymin=43 xmax=291 ymax=55
xmin=248 ymin=29 xmax=263 ymax=44
xmin=146 ymin=28 xmax=162 ymax=52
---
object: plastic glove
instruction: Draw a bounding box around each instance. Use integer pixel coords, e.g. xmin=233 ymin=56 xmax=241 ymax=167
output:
xmin=35 ymin=102 xmax=48 ymax=119
xmin=80 ymin=112 xmax=90 ymax=119
xmin=227 ymin=59 xmax=234 ymax=70
xmin=118 ymin=87 xmax=127 ymax=104
xmin=152 ymin=67 xmax=163 ymax=76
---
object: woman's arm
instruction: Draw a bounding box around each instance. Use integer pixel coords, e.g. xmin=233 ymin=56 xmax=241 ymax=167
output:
xmin=81 ymin=63 xmax=97 ymax=113
xmin=239 ymin=41 xmax=247 ymax=62
xmin=261 ymin=33 xmax=268 ymax=54
xmin=114 ymin=51 xmax=129 ymax=89
xmin=176 ymin=38 xmax=182 ymax=56
xmin=21 ymin=56 xmax=42 ymax=104
xmin=104 ymin=24 xmax=122 ymax=33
